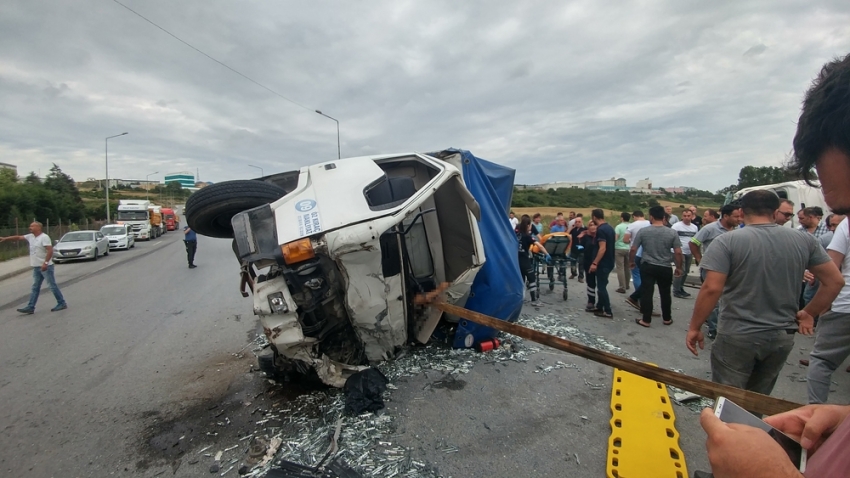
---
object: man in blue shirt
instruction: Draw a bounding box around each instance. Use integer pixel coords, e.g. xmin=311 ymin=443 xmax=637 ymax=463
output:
xmin=183 ymin=226 xmax=198 ymax=269
xmin=589 ymin=209 xmax=617 ymax=318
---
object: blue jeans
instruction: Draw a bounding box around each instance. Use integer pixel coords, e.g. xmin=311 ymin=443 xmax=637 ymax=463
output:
xmin=700 ymin=268 xmax=719 ymax=334
xmin=596 ymin=266 xmax=613 ymax=314
xmin=27 ymin=265 xmax=65 ymax=310
xmin=631 ymin=256 xmax=642 ymax=289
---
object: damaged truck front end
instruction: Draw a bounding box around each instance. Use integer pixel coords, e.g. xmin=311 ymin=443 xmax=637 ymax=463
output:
xmin=230 ymin=153 xmax=486 ymax=386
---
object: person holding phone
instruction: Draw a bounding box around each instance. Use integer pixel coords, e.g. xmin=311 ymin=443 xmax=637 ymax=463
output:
xmin=700 ymin=52 xmax=850 ymax=478
xmin=701 ymin=404 xmax=850 ymax=477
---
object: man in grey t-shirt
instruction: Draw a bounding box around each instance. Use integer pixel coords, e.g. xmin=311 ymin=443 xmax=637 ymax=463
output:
xmin=685 ymin=190 xmax=843 ymax=398
xmin=630 ymin=206 xmax=683 ymax=327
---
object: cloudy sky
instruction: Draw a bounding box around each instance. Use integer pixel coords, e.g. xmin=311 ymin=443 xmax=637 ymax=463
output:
xmin=2 ymin=1 xmax=849 ymax=191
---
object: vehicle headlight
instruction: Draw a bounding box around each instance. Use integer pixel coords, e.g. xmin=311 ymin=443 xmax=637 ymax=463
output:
xmin=267 ymin=292 xmax=289 ymax=314
xmin=82 ymin=246 xmax=92 ymax=251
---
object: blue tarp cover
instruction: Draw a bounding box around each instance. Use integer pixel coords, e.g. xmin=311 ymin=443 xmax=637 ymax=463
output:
xmin=435 ymin=149 xmax=524 ymax=348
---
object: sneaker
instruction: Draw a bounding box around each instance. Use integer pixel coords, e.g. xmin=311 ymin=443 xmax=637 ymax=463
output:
xmin=16 ymin=307 xmax=34 ymax=315
xmin=578 ymin=277 xmax=584 ymax=283
xmin=530 ymin=301 xmax=542 ymax=307
xmin=585 ymin=303 xmax=596 ymax=312
xmin=625 ymin=298 xmax=641 ymax=311
xmin=188 ymin=264 xmax=197 ymax=269
xmin=569 ymin=274 xmax=577 ymax=279
xmin=51 ymin=303 xmax=67 ymax=312
xmin=616 ymin=288 xmax=626 ymax=294
xmin=594 ymin=310 xmax=613 ymax=319
xmin=673 ymin=292 xmax=688 ymax=299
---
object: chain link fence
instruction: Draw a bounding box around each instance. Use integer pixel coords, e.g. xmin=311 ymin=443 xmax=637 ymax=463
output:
xmin=0 ymin=219 xmax=108 ymax=261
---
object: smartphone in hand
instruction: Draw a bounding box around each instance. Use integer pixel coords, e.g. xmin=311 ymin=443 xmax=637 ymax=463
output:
xmin=714 ymin=397 xmax=806 ymax=472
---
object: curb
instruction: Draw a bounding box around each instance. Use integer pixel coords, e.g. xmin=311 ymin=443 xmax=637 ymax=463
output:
xmin=0 ymin=267 xmax=31 ymax=282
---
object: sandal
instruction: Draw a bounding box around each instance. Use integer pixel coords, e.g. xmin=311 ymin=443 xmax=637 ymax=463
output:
xmin=635 ymin=318 xmax=650 ymax=328
xmin=663 ymin=319 xmax=673 ymax=325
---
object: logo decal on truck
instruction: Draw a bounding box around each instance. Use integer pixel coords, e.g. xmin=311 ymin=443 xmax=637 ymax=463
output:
xmin=295 ymin=199 xmax=317 ymax=212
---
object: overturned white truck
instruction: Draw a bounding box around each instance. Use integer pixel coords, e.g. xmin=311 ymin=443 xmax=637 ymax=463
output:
xmin=186 ymin=150 xmax=523 ymax=386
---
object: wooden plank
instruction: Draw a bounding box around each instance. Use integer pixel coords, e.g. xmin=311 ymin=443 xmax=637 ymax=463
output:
xmin=426 ymin=300 xmax=802 ymax=417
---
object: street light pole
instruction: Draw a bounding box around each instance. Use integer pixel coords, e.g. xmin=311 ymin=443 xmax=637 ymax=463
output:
xmin=248 ymin=164 xmax=264 ymax=177
xmin=145 ymin=171 xmax=159 ymax=201
xmin=105 ymin=132 xmax=128 ymax=223
xmin=315 ymin=110 xmax=340 ymax=159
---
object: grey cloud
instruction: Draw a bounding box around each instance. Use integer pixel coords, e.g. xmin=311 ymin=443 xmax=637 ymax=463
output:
xmin=0 ymin=0 xmax=849 ymax=192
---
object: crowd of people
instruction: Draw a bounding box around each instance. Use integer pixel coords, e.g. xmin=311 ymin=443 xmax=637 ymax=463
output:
xmin=513 ymin=54 xmax=850 ymax=477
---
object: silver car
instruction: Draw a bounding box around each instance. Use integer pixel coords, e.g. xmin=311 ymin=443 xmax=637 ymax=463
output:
xmin=100 ymin=224 xmax=135 ymax=250
xmin=53 ymin=231 xmax=109 ymax=263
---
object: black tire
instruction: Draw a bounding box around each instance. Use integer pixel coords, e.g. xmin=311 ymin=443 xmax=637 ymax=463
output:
xmin=92 ymin=249 xmax=98 ymax=261
xmin=104 ymin=248 xmax=109 ymax=256
xmin=186 ymin=180 xmax=287 ymax=239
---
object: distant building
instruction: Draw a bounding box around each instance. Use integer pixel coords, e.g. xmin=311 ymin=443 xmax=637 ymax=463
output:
xmin=0 ymin=162 xmax=17 ymax=176
xmin=532 ymin=177 xmax=628 ymax=191
xmin=164 ymin=171 xmax=195 ymax=189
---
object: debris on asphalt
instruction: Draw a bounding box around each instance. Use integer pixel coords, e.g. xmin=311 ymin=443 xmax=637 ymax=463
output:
xmin=343 ymin=368 xmax=389 ymax=416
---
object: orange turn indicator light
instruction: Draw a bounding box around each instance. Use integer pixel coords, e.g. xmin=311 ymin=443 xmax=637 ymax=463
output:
xmin=282 ymin=238 xmax=315 ymax=265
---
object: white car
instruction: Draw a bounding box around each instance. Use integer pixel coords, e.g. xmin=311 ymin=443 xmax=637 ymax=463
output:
xmin=53 ymin=231 xmax=109 ymax=263
xmin=100 ymin=224 xmax=136 ymax=250
xmin=187 ymin=151 xmax=492 ymax=386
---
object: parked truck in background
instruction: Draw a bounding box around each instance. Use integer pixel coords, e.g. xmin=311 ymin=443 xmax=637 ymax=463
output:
xmin=729 ymin=180 xmax=829 ymax=229
xmin=116 ymin=200 xmax=153 ymax=240
xmin=148 ymin=205 xmax=164 ymax=237
xmin=161 ymin=207 xmax=179 ymax=231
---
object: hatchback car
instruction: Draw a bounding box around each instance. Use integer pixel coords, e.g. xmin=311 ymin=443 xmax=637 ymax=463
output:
xmin=53 ymin=231 xmax=109 ymax=263
xmin=100 ymin=224 xmax=135 ymax=250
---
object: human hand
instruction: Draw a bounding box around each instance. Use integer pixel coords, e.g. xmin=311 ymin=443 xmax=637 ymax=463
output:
xmin=701 ymin=408 xmax=803 ymax=478
xmin=589 ymin=263 xmax=597 ymax=273
xmin=578 ymin=231 xmax=586 ymax=238
xmin=796 ymin=310 xmax=815 ymax=336
xmin=674 ymin=267 xmax=683 ymax=278
xmin=545 ymin=254 xmax=552 ymax=264
xmin=764 ymin=404 xmax=850 ymax=453
xmin=629 ymin=262 xmax=636 ymax=270
xmin=803 ymin=270 xmax=814 ymax=285
xmin=686 ymin=329 xmax=704 ymax=356
xmin=40 ymin=263 xmax=48 ymax=272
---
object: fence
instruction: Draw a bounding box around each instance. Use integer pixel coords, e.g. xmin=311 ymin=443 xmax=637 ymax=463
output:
xmin=0 ymin=219 xmax=108 ymax=261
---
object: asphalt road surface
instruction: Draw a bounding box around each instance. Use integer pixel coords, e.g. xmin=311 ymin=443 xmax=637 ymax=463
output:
xmin=2 ymin=232 xmax=849 ymax=477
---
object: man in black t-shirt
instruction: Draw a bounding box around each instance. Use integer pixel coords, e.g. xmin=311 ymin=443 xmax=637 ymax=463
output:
xmin=589 ymin=209 xmax=616 ymax=318
xmin=568 ymin=216 xmax=586 ymax=282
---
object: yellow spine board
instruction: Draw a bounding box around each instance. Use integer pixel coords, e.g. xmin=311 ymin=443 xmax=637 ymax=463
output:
xmin=607 ymin=366 xmax=688 ymax=478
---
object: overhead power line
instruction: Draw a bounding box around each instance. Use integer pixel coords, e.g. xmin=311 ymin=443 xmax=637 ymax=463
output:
xmin=111 ymin=0 xmax=314 ymax=113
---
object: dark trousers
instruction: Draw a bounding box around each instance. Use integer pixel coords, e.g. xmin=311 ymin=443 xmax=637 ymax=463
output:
xmin=584 ymin=263 xmax=597 ymax=305
xmin=184 ymin=240 xmax=197 ymax=265
xmin=595 ymin=266 xmax=612 ymax=314
xmin=519 ymin=255 xmax=538 ymax=301
xmin=570 ymin=252 xmax=585 ymax=279
xmin=639 ymin=262 xmax=673 ymax=323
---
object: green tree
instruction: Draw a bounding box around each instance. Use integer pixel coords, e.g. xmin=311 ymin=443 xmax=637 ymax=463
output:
xmin=736 ymin=166 xmax=796 ymax=189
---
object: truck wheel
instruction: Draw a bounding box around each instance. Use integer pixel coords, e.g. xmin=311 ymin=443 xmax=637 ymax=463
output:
xmin=186 ymin=180 xmax=287 ymax=238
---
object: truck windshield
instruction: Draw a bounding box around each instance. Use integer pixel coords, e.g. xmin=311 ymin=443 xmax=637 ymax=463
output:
xmin=61 ymin=232 xmax=94 ymax=242
xmin=117 ymin=211 xmax=148 ymax=221
xmin=101 ymin=226 xmax=126 ymax=236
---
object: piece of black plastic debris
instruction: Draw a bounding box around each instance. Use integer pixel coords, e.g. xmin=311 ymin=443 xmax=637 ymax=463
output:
xmin=265 ymin=458 xmax=362 ymax=478
xmin=209 ymin=462 xmax=220 ymax=473
xmin=238 ymin=465 xmax=249 ymax=475
xmin=343 ymin=368 xmax=389 ymax=416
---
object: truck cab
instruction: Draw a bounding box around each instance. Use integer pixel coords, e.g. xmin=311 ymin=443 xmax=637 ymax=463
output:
xmin=162 ymin=208 xmax=178 ymax=231
xmin=116 ymin=200 xmax=153 ymax=240
xmin=730 ymin=180 xmax=829 ymax=228
xmin=148 ymin=205 xmax=164 ymax=237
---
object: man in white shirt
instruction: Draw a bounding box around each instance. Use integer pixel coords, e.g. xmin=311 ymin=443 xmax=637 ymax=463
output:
xmin=806 ymin=217 xmax=850 ymax=403
xmin=508 ymin=211 xmax=519 ymax=231
xmin=623 ymin=210 xmax=650 ymax=290
xmin=672 ymin=210 xmax=699 ymax=298
xmin=0 ymin=221 xmax=67 ymax=314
